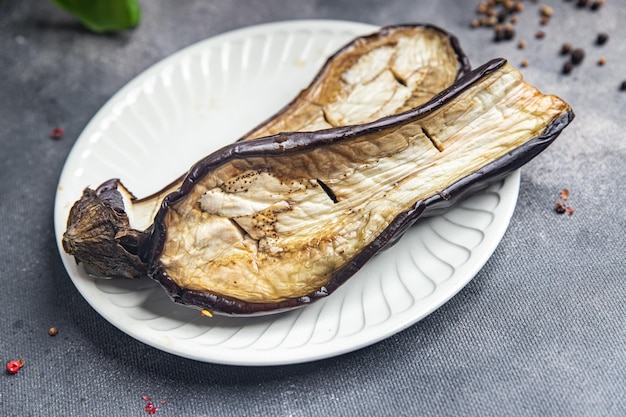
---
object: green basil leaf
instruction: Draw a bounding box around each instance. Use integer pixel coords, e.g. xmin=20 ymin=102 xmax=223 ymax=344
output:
xmin=51 ymin=0 xmax=141 ymax=33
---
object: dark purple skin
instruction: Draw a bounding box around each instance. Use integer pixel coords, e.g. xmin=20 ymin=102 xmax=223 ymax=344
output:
xmin=147 ymin=58 xmax=575 ymax=316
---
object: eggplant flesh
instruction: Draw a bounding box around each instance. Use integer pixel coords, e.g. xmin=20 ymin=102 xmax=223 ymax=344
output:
xmin=62 ymin=24 xmax=469 ymax=279
xmin=150 ymin=59 xmax=574 ymax=316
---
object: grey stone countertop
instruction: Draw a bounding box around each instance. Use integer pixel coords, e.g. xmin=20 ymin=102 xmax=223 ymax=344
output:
xmin=1 ymin=0 xmax=624 ymax=416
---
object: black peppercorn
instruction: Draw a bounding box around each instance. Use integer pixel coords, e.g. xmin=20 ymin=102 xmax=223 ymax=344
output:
xmin=570 ymin=48 xmax=585 ymax=65
xmin=591 ymin=0 xmax=605 ymax=10
xmin=596 ymin=33 xmax=609 ymax=46
xmin=497 ymin=9 xmax=509 ymax=24
xmin=562 ymin=61 xmax=573 ymax=75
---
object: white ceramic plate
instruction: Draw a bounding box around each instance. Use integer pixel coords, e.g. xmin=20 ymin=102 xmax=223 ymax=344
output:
xmin=54 ymin=20 xmax=520 ymax=366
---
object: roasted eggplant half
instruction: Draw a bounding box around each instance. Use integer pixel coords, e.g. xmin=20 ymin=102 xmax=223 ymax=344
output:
xmin=62 ymin=24 xmax=470 ymax=279
xmin=149 ymin=59 xmax=574 ymax=316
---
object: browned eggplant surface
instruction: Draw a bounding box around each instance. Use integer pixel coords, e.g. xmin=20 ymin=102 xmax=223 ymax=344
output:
xmin=62 ymin=24 xmax=469 ymax=279
xmin=150 ymin=59 xmax=574 ymax=316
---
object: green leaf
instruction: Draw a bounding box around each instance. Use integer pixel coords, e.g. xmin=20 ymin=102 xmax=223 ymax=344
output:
xmin=51 ymin=0 xmax=141 ymax=33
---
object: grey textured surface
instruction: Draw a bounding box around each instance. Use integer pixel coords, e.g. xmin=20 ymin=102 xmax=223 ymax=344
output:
xmin=1 ymin=0 xmax=624 ymax=416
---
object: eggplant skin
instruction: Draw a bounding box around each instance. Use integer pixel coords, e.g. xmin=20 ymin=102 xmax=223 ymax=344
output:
xmin=148 ymin=58 xmax=574 ymax=316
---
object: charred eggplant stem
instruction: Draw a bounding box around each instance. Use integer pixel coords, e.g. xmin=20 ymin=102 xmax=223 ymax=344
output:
xmin=149 ymin=59 xmax=574 ymax=316
xmin=62 ymin=24 xmax=470 ymax=279
xmin=62 ymin=182 xmax=151 ymax=279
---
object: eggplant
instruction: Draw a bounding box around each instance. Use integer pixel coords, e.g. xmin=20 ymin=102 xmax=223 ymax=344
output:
xmin=149 ymin=59 xmax=573 ymax=316
xmin=62 ymin=24 xmax=470 ymax=279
